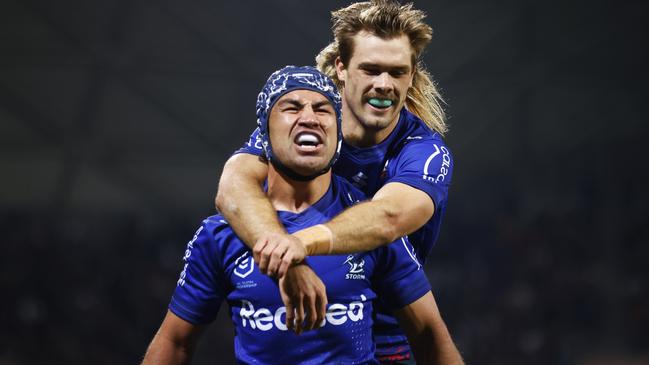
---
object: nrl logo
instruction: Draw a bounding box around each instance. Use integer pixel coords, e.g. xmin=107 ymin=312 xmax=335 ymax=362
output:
xmin=344 ymin=255 xmax=366 ymax=280
xmin=234 ymin=251 xmax=255 ymax=279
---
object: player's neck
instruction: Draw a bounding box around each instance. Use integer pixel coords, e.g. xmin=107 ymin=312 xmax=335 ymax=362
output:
xmin=342 ymin=107 xmax=400 ymax=148
xmin=266 ymin=168 xmax=331 ymax=214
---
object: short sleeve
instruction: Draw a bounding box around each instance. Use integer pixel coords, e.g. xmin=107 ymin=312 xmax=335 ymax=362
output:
xmin=372 ymin=237 xmax=431 ymax=309
xmin=169 ymin=224 xmax=226 ymax=325
xmin=385 ymin=139 xmax=453 ymax=211
xmin=234 ymin=127 xmax=264 ymax=157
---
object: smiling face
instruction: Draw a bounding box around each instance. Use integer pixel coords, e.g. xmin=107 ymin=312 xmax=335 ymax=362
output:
xmin=268 ymin=89 xmax=338 ymax=177
xmin=336 ymin=31 xmax=415 ymax=134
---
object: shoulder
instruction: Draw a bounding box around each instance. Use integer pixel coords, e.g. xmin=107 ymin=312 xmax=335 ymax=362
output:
xmin=192 ymin=215 xmax=243 ymax=258
xmin=385 ymin=112 xmax=454 ymax=184
xmin=392 ymin=130 xmax=452 ymax=169
xmin=200 ymin=214 xmax=234 ymax=240
xmin=393 ymin=110 xmax=451 ymax=155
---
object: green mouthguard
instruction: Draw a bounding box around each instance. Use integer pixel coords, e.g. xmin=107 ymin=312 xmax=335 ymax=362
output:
xmin=368 ymin=98 xmax=393 ymax=108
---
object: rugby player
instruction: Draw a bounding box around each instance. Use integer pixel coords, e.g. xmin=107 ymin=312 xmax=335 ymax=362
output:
xmin=215 ymin=1 xmax=460 ymax=363
xmin=142 ymin=66 xmax=456 ymax=365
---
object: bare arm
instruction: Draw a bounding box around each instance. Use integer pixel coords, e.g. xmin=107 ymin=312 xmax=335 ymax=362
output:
xmin=215 ymin=153 xmax=324 ymax=329
xmin=215 ymin=153 xmax=308 ymax=275
xmin=294 ymin=182 xmax=434 ymax=255
xmin=141 ymin=310 xmax=204 ymax=365
xmin=215 ymin=153 xmax=280 ymax=246
xmin=395 ymin=291 xmax=464 ymax=365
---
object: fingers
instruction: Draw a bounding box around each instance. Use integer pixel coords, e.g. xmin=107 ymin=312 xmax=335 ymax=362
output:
xmin=254 ymin=235 xmax=307 ymax=277
xmin=266 ymin=245 xmax=288 ymax=277
xmin=255 ymin=239 xmax=284 ymax=276
xmin=303 ymin=288 xmax=317 ymax=331
xmin=253 ymin=238 xmax=269 ymax=273
xmin=315 ymin=283 xmax=327 ymax=329
xmin=303 ymin=282 xmax=327 ymax=332
xmin=294 ymin=293 xmax=305 ymax=335
xmin=285 ymin=298 xmax=296 ymax=333
xmin=277 ymin=251 xmax=293 ymax=279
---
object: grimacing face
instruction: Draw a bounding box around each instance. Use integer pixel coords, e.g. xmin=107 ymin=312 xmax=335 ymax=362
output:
xmin=336 ymin=31 xmax=415 ymax=132
xmin=268 ymin=89 xmax=338 ymax=176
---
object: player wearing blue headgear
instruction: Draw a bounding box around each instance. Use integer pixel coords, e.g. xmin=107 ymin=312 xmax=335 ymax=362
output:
xmin=142 ymin=66 xmax=450 ymax=365
xmin=215 ymin=2 xmax=463 ymax=364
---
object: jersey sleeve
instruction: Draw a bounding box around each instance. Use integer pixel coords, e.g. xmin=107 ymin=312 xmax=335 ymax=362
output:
xmin=385 ymin=139 xmax=453 ymax=211
xmin=371 ymin=236 xmax=431 ymax=309
xmin=169 ymin=223 xmax=227 ymax=325
xmin=233 ymin=127 xmax=264 ymax=157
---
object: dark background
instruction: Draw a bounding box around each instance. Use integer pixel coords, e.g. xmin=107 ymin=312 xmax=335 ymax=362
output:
xmin=1 ymin=0 xmax=648 ymax=364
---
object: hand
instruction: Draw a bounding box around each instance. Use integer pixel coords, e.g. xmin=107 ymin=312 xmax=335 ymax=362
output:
xmin=253 ymin=232 xmax=307 ymax=278
xmin=279 ymin=263 xmax=328 ymax=335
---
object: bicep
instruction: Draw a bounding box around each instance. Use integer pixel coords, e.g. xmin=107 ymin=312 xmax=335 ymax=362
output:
xmin=158 ymin=310 xmax=205 ymax=346
xmin=372 ymin=182 xmax=434 ymax=234
xmin=219 ymin=153 xmax=268 ymax=188
xmin=143 ymin=310 xmax=204 ymax=364
xmin=394 ymin=291 xmax=439 ymax=335
xmin=216 ymin=153 xmax=269 ymax=212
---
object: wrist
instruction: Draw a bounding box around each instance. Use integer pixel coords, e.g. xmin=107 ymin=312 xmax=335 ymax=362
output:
xmin=292 ymin=229 xmax=316 ymax=255
xmin=293 ymin=225 xmax=334 ymax=255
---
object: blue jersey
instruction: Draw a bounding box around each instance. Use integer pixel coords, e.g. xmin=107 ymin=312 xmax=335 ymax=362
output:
xmin=238 ymin=108 xmax=453 ymax=263
xmin=170 ymin=175 xmax=431 ymax=365
xmin=237 ymin=108 xmax=453 ymax=360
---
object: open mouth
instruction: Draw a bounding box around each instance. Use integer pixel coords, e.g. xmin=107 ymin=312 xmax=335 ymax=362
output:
xmin=294 ymin=132 xmax=323 ymax=151
xmin=367 ymin=97 xmax=394 ymax=110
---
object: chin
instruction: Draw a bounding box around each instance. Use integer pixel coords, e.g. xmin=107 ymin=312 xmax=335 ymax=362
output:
xmin=288 ymin=160 xmax=329 ymax=176
xmin=360 ymin=118 xmax=393 ymax=131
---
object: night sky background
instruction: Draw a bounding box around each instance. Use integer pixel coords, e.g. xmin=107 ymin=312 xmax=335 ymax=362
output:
xmin=1 ymin=0 xmax=648 ymax=364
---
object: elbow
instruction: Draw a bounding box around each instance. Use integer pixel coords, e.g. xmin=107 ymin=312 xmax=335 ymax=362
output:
xmin=215 ymin=188 xmax=239 ymax=217
xmin=377 ymin=208 xmax=402 ymax=243
xmin=215 ymin=158 xmax=242 ymax=215
xmin=214 ymin=189 xmax=227 ymax=214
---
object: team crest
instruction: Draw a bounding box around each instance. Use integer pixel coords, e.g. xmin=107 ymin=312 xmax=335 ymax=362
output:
xmin=344 ymin=255 xmax=366 ymax=280
xmin=234 ymin=251 xmax=255 ymax=279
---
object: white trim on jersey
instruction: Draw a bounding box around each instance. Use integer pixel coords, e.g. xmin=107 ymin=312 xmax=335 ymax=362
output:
xmin=423 ymin=144 xmax=441 ymax=176
xmin=401 ymin=237 xmax=421 ymax=270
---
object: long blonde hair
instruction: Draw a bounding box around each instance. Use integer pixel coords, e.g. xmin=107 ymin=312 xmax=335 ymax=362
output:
xmin=316 ymin=0 xmax=448 ymax=135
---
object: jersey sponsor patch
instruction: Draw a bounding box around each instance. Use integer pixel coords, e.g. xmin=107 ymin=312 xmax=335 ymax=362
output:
xmin=422 ymin=144 xmax=451 ymax=183
xmin=239 ymin=295 xmax=367 ymax=331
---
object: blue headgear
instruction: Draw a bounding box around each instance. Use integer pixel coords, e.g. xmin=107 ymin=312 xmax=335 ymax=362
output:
xmin=256 ymin=65 xmax=343 ymax=181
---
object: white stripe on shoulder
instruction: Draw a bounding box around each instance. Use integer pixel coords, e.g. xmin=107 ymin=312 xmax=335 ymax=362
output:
xmin=423 ymin=144 xmax=441 ymax=176
xmin=401 ymin=237 xmax=421 ymax=270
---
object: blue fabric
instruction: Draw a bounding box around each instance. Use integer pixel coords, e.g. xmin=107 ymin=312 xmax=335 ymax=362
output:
xmin=169 ymin=175 xmax=430 ymax=365
xmin=235 ymin=108 xmax=454 ymax=359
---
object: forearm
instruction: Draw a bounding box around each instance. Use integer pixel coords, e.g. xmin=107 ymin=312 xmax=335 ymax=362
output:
xmin=294 ymin=182 xmax=433 ymax=256
xmin=397 ymin=292 xmax=464 ymax=365
xmin=141 ymin=334 xmax=193 ymax=365
xmin=294 ymin=199 xmax=401 ymax=255
xmin=410 ymin=320 xmax=463 ymax=365
xmin=215 ymin=154 xmax=285 ymax=248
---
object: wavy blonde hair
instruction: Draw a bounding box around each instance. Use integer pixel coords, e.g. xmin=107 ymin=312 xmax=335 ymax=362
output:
xmin=316 ymin=0 xmax=448 ymax=135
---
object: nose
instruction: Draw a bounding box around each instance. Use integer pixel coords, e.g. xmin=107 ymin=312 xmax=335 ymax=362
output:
xmin=374 ymin=72 xmax=393 ymax=93
xmin=297 ymin=105 xmax=319 ymax=127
